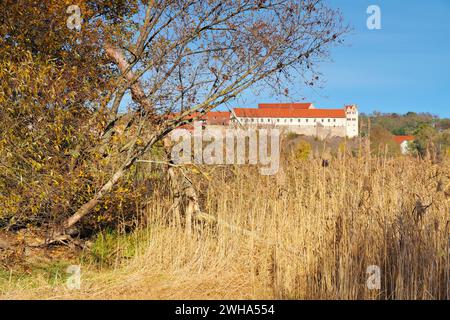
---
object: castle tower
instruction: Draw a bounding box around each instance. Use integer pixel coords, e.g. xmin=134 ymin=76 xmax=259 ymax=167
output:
xmin=345 ymin=105 xmax=359 ymax=138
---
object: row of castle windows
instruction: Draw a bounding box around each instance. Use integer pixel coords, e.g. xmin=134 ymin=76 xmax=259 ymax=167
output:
xmin=239 ymin=118 xmax=340 ymax=124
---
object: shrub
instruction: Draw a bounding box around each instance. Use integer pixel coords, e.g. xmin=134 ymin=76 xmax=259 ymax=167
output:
xmin=294 ymin=140 xmax=312 ymax=160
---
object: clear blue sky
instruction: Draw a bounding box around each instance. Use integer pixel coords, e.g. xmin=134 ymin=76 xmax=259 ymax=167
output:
xmin=238 ymin=0 xmax=450 ymax=118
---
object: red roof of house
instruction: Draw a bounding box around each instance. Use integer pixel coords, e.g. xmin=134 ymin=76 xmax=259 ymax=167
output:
xmin=167 ymin=111 xmax=231 ymax=125
xmin=258 ymin=103 xmax=313 ymax=110
xmin=204 ymin=111 xmax=231 ymax=124
xmin=233 ymin=108 xmax=346 ymax=118
xmin=393 ymin=135 xmax=415 ymax=144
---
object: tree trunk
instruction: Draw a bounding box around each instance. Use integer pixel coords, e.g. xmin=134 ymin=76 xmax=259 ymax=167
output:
xmin=65 ymin=165 xmax=127 ymax=229
xmin=163 ymin=138 xmax=201 ymax=234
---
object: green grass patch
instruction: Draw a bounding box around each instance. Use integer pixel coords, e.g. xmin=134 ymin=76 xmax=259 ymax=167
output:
xmin=82 ymin=227 xmax=152 ymax=268
xmin=0 ymin=261 xmax=71 ymax=293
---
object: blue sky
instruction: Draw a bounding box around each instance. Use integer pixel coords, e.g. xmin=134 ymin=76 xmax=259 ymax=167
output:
xmin=237 ymin=0 xmax=450 ymax=117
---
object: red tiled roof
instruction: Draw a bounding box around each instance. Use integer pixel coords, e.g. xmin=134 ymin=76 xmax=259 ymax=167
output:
xmin=233 ymin=108 xmax=346 ymax=118
xmin=167 ymin=111 xmax=230 ymax=125
xmin=203 ymin=111 xmax=230 ymax=125
xmin=258 ymin=103 xmax=313 ymax=110
xmin=393 ymin=135 xmax=415 ymax=144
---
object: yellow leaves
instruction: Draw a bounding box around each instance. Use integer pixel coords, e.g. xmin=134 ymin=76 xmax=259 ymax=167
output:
xmin=16 ymin=229 xmax=24 ymax=242
xmin=338 ymin=142 xmax=347 ymax=155
xmin=29 ymin=159 xmax=43 ymax=171
xmin=188 ymin=165 xmax=212 ymax=181
xmin=0 ymin=194 xmax=21 ymax=218
xmin=86 ymin=184 xmax=92 ymax=195
xmin=136 ymin=138 xmax=144 ymax=146
xmin=30 ymin=205 xmax=39 ymax=215
xmin=116 ymin=187 xmax=129 ymax=193
xmin=111 ymin=135 xmax=120 ymax=143
xmin=295 ymin=140 xmax=312 ymax=161
xmin=190 ymin=167 xmax=201 ymax=174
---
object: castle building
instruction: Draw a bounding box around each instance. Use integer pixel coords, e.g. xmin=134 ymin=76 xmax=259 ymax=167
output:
xmin=203 ymin=103 xmax=359 ymax=138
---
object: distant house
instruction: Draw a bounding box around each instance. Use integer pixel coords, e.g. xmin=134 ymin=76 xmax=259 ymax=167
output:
xmin=393 ymin=135 xmax=415 ymax=154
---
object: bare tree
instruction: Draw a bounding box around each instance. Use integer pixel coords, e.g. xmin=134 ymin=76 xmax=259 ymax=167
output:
xmin=54 ymin=0 xmax=347 ymax=239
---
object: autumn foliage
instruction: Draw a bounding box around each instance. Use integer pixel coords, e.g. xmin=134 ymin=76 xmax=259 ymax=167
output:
xmin=0 ymin=1 xmax=143 ymax=230
xmin=1 ymin=0 xmax=348 ymax=235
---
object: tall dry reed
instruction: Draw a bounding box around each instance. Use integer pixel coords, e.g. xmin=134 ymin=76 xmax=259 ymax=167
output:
xmin=2 ymin=151 xmax=449 ymax=300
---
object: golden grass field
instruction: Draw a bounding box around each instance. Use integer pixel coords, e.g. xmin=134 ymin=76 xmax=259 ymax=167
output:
xmin=1 ymin=146 xmax=449 ymax=300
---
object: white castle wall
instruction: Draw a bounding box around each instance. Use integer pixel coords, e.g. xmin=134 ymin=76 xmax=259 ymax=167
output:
xmin=205 ymin=106 xmax=359 ymax=139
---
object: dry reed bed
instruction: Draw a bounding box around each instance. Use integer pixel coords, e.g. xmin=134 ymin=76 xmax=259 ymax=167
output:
xmin=143 ymin=154 xmax=449 ymax=299
xmin=1 ymin=155 xmax=449 ymax=299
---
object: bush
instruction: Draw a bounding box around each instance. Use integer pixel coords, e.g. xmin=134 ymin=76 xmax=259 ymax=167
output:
xmin=294 ymin=140 xmax=312 ymax=160
xmin=370 ymin=125 xmax=400 ymax=156
xmin=0 ymin=51 xmax=147 ymax=231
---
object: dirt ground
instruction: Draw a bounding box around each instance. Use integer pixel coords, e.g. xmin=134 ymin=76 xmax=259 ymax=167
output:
xmin=0 ymin=228 xmax=81 ymax=277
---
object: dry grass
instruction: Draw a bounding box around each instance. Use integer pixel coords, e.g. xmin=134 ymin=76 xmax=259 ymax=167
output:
xmin=1 ymin=151 xmax=449 ymax=300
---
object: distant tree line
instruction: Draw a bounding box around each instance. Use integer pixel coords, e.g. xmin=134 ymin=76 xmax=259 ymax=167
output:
xmin=360 ymin=112 xmax=450 ymax=158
